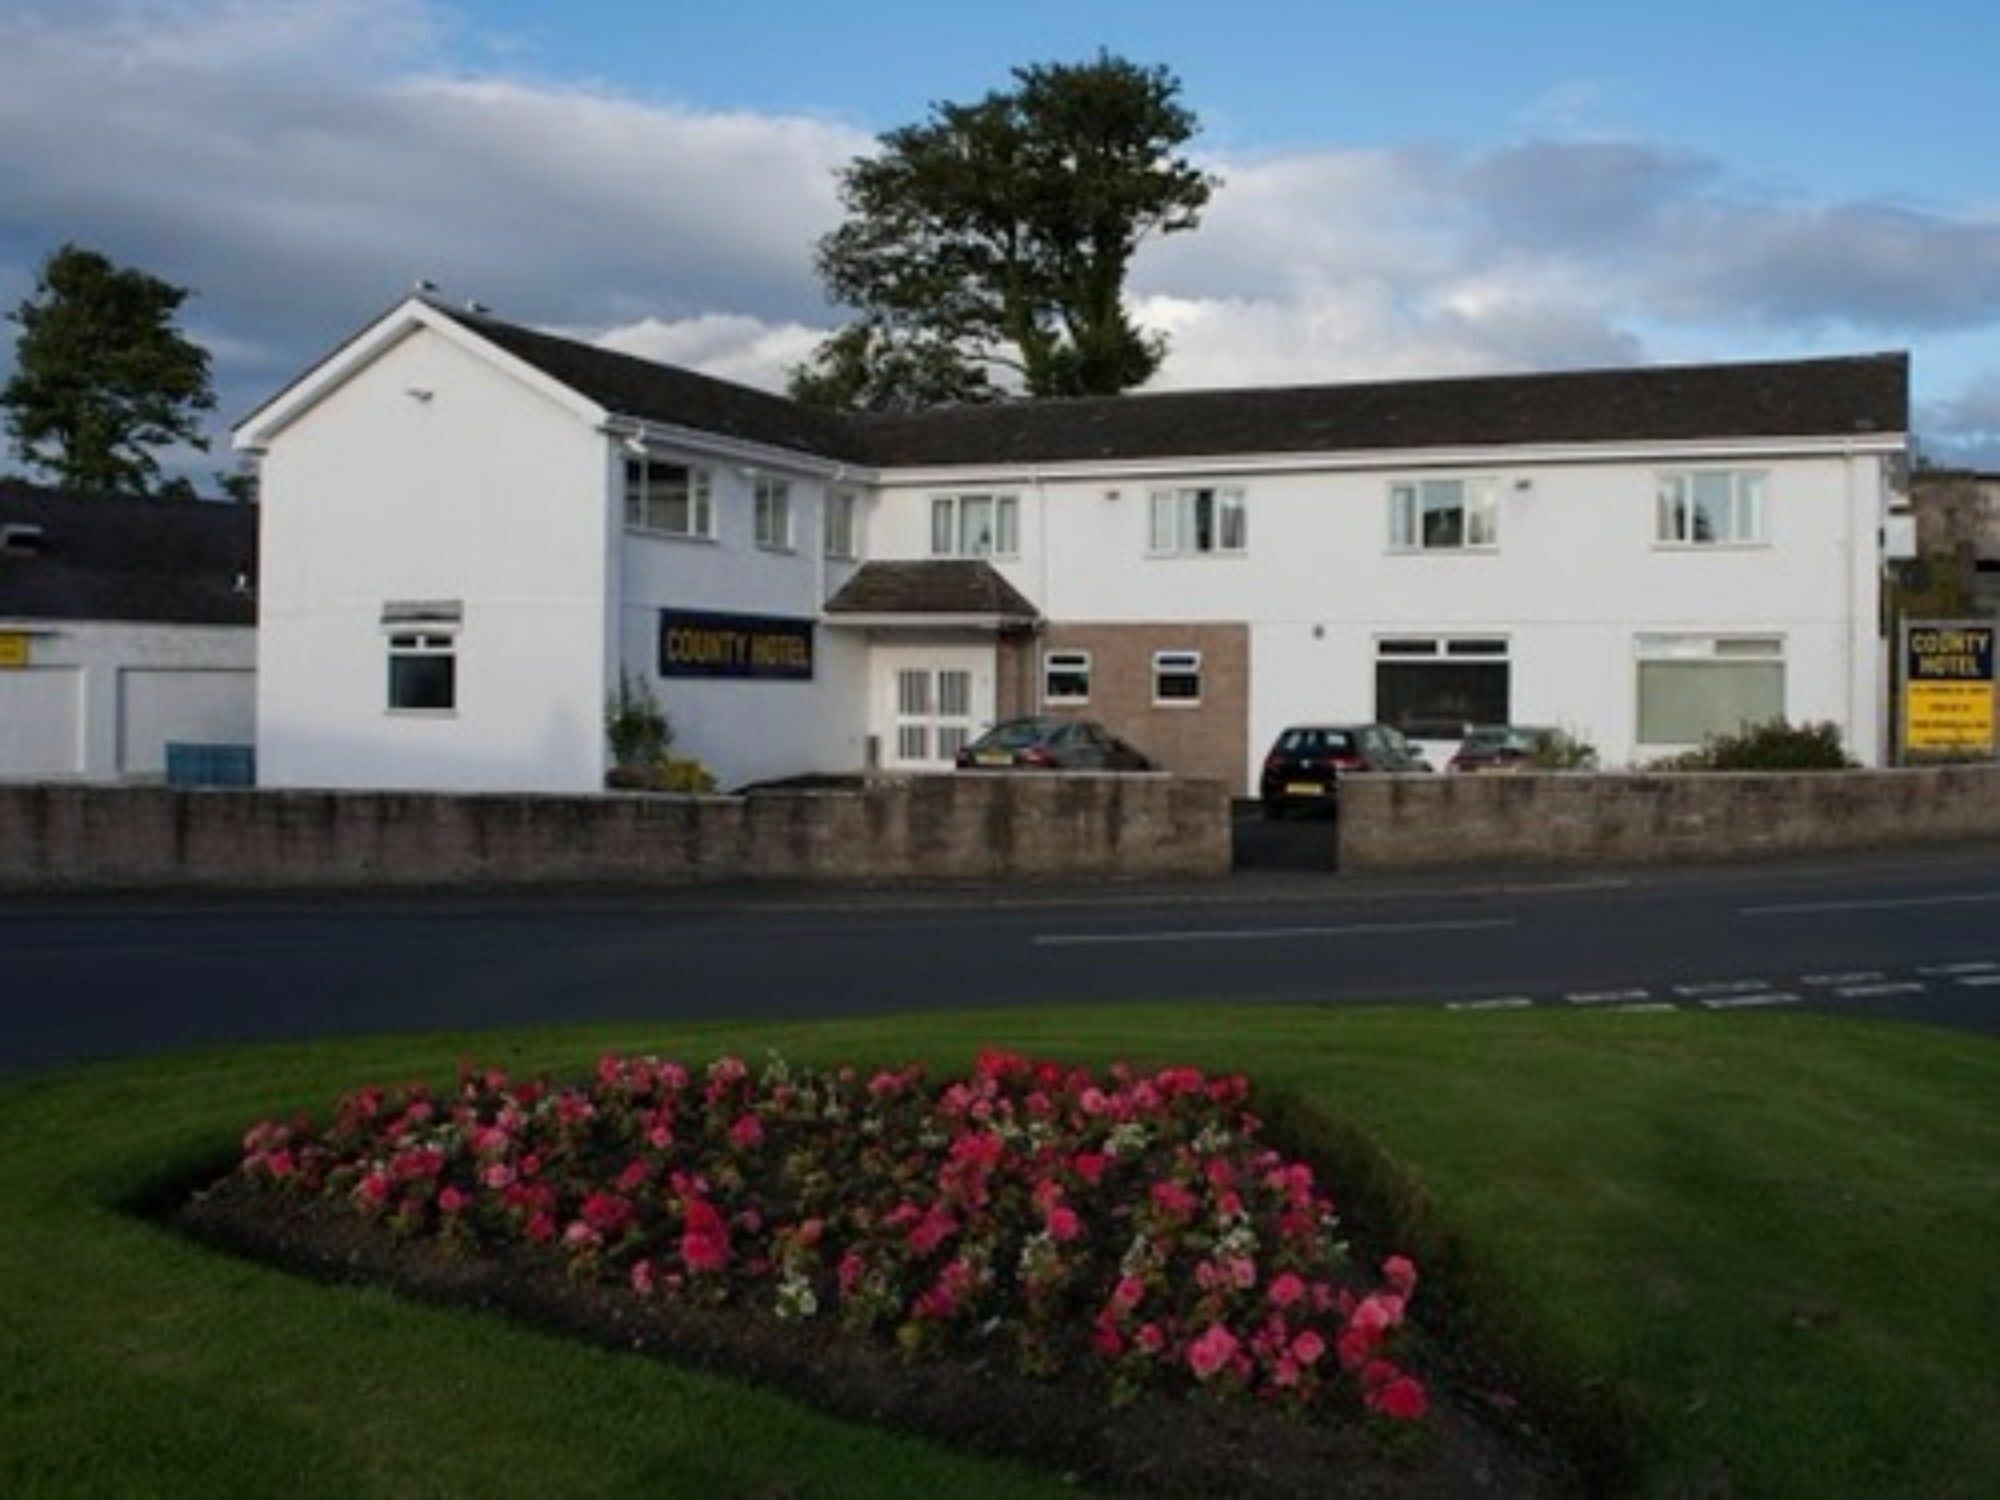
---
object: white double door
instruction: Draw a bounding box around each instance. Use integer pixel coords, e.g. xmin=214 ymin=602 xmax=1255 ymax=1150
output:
xmin=873 ymin=643 xmax=996 ymax=770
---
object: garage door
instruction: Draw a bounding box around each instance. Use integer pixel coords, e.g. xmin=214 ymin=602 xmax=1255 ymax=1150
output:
xmin=117 ymin=668 xmax=256 ymax=776
xmin=0 ymin=667 xmax=84 ymax=778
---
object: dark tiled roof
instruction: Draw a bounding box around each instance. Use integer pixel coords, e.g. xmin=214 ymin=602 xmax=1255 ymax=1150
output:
xmin=0 ymin=481 xmax=257 ymax=626
xmin=824 ymin=560 xmax=1039 ymax=618
xmin=433 ymin=304 xmax=1907 ymax=469
xmin=434 ymin=303 xmax=860 ymax=462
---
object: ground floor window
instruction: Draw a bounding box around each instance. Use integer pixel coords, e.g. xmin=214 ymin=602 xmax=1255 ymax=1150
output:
xmin=1636 ymin=635 xmax=1784 ymax=745
xmin=387 ymin=631 xmax=456 ymax=711
xmin=1044 ymin=650 xmax=1091 ymax=705
xmin=1153 ymin=650 xmax=1203 ymax=705
xmin=1374 ymin=636 xmax=1509 ymax=737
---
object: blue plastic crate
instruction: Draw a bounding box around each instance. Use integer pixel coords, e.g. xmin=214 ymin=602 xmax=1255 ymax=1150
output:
xmin=164 ymin=743 xmax=256 ymax=788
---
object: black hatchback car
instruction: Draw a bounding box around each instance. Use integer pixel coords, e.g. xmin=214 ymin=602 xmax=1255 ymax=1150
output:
xmin=1258 ymin=723 xmax=1428 ymax=816
xmin=955 ymin=717 xmax=1154 ymax=771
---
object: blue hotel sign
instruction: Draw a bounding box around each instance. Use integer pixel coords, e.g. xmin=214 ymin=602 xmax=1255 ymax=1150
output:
xmin=658 ymin=608 xmax=815 ymax=681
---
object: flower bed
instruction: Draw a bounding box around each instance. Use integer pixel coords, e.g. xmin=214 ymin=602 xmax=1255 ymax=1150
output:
xmin=198 ymin=1050 xmax=1561 ymax=1494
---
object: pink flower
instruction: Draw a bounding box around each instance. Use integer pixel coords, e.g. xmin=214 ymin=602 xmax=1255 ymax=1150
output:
xmin=680 ymin=1196 xmax=730 ymax=1273
xmin=1187 ymin=1323 xmax=1241 ymax=1381
xmin=355 ymin=1172 xmax=390 ymax=1208
xmin=1271 ymin=1356 xmax=1302 ymax=1389
xmin=1336 ymin=1325 xmax=1377 ymax=1370
xmin=1227 ymin=1256 xmax=1257 ymax=1290
xmin=524 ymin=1212 xmax=555 ymax=1243
xmin=1268 ymin=1272 xmax=1306 ymax=1308
xmin=615 ymin=1160 xmax=652 ymax=1194
xmin=580 ymin=1192 xmax=634 ymax=1236
xmin=837 ymin=1251 xmax=866 ymax=1297
xmin=437 ymin=1185 xmax=469 ymax=1214
xmin=1149 ymin=1180 xmax=1199 ymax=1221
xmin=1136 ymin=1323 xmax=1166 ymax=1354
xmin=1111 ymin=1275 xmax=1146 ymax=1313
xmin=1071 ymin=1152 xmax=1109 ymax=1185
xmin=1382 ymin=1254 xmax=1419 ymax=1297
xmin=262 ymin=1150 xmax=296 ymax=1179
xmin=1091 ymin=1319 xmax=1125 ymax=1358
xmin=630 ymin=1258 xmax=655 ymax=1296
xmin=563 ymin=1221 xmax=601 ymax=1250
xmin=728 ymin=1114 xmax=764 ymax=1149
xmin=1046 ymin=1206 xmax=1082 ymax=1243
xmin=481 ymin=1162 xmax=515 ymax=1191
xmin=1291 ymin=1329 xmax=1326 ymax=1366
xmin=1351 ymin=1293 xmax=1402 ymax=1334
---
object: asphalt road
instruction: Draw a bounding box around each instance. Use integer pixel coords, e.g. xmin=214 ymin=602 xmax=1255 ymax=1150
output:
xmin=8 ymin=836 xmax=2000 ymax=1071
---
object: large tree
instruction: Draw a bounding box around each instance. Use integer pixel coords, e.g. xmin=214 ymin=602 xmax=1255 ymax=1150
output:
xmin=790 ymin=53 xmax=1215 ymax=411
xmin=2 ymin=243 xmax=216 ymax=495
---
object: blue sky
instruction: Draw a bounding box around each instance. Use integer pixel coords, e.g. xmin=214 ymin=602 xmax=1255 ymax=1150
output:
xmin=4 ymin=0 xmax=2000 ymax=476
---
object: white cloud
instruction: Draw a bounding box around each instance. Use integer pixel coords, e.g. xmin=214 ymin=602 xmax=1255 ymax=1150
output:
xmin=590 ymin=313 xmax=825 ymax=394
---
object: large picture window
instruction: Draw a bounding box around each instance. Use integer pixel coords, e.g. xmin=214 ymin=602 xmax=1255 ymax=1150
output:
xmin=1148 ymin=488 xmax=1246 ymax=556
xmin=930 ymin=494 xmax=1019 ymax=558
xmin=1636 ymin=635 xmax=1784 ymax=745
xmin=1388 ymin=478 xmax=1499 ymax=552
xmin=1374 ymin=637 xmax=1510 ymax=738
xmin=623 ymin=458 xmax=714 ymax=539
xmin=1656 ymin=470 xmax=1768 ymax=546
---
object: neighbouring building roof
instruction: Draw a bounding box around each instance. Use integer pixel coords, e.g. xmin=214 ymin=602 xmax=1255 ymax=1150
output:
xmin=432 ymin=302 xmax=1908 ymax=469
xmin=824 ymin=560 xmax=1040 ymax=619
xmin=0 ymin=480 xmax=257 ymax=626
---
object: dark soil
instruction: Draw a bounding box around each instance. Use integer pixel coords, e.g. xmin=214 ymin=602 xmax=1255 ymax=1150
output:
xmin=175 ymin=1177 xmax=1582 ymax=1499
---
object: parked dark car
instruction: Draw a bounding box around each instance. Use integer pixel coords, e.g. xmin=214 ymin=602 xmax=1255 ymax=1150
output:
xmin=955 ymin=717 xmax=1154 ymax=771
xmin=1447 ymin=725 xmax=1556 ymax=773
xmin=1258 ymin=723 xmax=1429 ymax=817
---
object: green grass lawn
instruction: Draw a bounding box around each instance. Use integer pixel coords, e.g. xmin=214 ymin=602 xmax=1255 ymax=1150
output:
xmin=3 ymin=1007 xmax=1997 ymax=1497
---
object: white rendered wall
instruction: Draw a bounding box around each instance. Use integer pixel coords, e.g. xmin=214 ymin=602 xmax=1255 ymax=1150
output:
xmin=613 ymin=447 xmax=869 ymax=788
xmin=0 ymin=620 xmax=253 ymax=780
xmin=256 ymin=327 xmax=612 ymax=793
xmin=869 ymin=449 xmax=1894 ymax=784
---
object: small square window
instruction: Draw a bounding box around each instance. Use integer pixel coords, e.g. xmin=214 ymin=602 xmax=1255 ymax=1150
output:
xmin=1044 ymin=650 xmax=1091 ymax=704
xmin=388 ymin=632 xmax=456 ymax=711
xmin=1153 ymin=650 xmax=1203 ymax=705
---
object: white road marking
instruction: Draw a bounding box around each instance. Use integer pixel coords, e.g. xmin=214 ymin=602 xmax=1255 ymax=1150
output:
xmin=1834 ymin=981 xmax=1926 ymax=998
xmin=1703 ymin=992 xmax=1801 ymax=1010
xmin=1567 ymin=988 xmax=1650 ymax=1004
xmin=1446 ymin=997 xmax=1534 ymax=1011
xmin=1674 ymin=979 xmax=1770 ymax=998
xmin=1917 ymin=961 xmax=1999 ymax=976
xmin=1742 ymin=890 xmax=2000 ymax=917
xmin=1499 ymin=877 xmax=1632 ymax=895
xmin=1032 ymin=917 xmax=1515 ymax=948
xmin=1610 ymin=1002 xmax=1679 ymax=1013
xmin=1957 ymin=974 xmax=2000 ymax=988
xmin=1801 ymin=970 xmax=1884 ymax=986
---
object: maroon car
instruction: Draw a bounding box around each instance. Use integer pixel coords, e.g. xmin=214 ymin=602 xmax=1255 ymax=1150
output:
xmin=1447 ymin=725 xmax=1556 ymax=773
xmin=955 ymin=717 xmax=1154 ymax=771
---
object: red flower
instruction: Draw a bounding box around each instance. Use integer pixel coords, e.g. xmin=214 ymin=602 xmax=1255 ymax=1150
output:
xmin=1111 ymin=1275 xmax=1146 ymax=1313
xmin=1268 ymin=1272 xmax=1306 ymax=1308
xmin=728 ymin=1114 xmax=764 ymax=1149
xmin=1368 ymin=1375 xmax=1429 ymax=1421
xmin=437 ymin=1185 xmax=469 ymax=1214
xmin=1382 ymin=1254 xmax=1419 ymax=1297
xmin=580 ymin=1192 xmax=634 ymax=1236
xmin=1046 ymin=1206 xmax=1083 ymax=1243
xmin=680 ymin=1196 xmax=730 ymax=1273
xmin=1187 ymin=1323 xmax=1241 ymax=1381
xmin=837 ymin=1251 xmax=866 ymax=1297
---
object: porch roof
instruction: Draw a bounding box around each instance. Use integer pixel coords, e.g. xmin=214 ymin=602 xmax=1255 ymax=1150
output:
xmin=823 ymin=560 xmax=1039 ymax=623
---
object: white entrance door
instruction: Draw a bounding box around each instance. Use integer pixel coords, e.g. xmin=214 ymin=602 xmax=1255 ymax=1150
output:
xmin=874 ymin=644 xmax=996 ymax=771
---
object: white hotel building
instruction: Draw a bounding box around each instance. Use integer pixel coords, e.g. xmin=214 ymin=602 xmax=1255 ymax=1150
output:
xmin=235 ymin=296 xmax=1910 ymax=794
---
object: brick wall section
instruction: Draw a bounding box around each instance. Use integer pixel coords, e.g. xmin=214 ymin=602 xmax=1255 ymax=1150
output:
xmin=996 ymin=632 xmax=1036 ymax=721
xmin=0 ymin=774 xmax=1230 ymax=891
xmin=1337 ymin=765 xmax=2000 ymax=870
xmin=1036 ymin=623 xmax=1250 ymax=789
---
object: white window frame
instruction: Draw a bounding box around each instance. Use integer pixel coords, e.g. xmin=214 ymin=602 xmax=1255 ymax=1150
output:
xmin=1388 ymin=477 xmax=1500 ymax=553
xmin=1043 ymin=649 xmax=1092 ymax=706
xmin=1634 ymin=633 xmax=1786 ymax=747
xmin=385 ymin=629 xmax=457 ymax=715
xmin=929 ymin=493 xmax=1020 ymax=559
xmin=1152 ymin=649 xmax=1203 ymax=707
xmin=823 ymin=488 xmax=859 ymax=560
xmin=1147 ymin=487 xmax=1247 ymax=557
xmin=754 ymin=476 xmax=793 ymax=552
xmin=623 ymin=458 xmax=715 ymax=541
xmin=1655 ymin=470 xmax=1769 ymax=548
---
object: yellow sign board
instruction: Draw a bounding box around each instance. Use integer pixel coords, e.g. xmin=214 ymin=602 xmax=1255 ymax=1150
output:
xmin=0 ymin=632 xmax=28 ymax=669
xmin=1903 ymin=621 xmax=1996 ymax=755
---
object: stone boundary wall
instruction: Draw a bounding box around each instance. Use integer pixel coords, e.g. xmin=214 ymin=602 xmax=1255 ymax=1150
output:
xmin=0 ymin=774 xmax=1229 ymax=891
xmin=1337 ymin=765 xmax=2000 ymax=870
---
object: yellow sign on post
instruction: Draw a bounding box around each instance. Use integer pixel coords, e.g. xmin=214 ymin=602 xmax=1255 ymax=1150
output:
xmin=1903 ymin=621 xmax=1996 ymax=755
xmin=0 ymin=632 xmax=28 ymax=669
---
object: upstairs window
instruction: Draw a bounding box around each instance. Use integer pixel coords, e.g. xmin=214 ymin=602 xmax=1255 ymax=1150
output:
xmin=1153 ymin=649 xmax=1203 ymax=705
xmin=1389 ymin=478 xmax=1499 ymax=551
xmin=823 ymin=489 xmax=859 ymax=559
xmin=930 ymin=494 xmax=1019 ymax=558
xmin=387 ymin=631 xmax=456 ymax=712
xmin=754 ymin=476 xmax=793 ymax=551
xmin=1657 ymin=470 xmax=1768 ymax=546
xmin=624 ymin=458 xmax=714 ymax=539
xmin=1149 ymin=488 xmax=1246 ymax=555
xmin=1043 ymin=650 xmax=1091 ymax=705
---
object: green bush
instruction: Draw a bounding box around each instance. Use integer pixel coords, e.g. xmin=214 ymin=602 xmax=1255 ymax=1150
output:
xmin=606 ymin=757 xmax=720 ymax=794
xmin=1652 ymin=718 xmax=1856 ymax=772
xmin=606 ymin=674 xmax=672 ymax=771
xmin=1529 ymin=727 xmax=1600 ymax=771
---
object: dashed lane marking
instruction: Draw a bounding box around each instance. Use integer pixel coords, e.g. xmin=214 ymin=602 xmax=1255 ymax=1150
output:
xmin=1742 ymin=890 xmax=2000 ymax=917
xmin=1834 ymin=981 xmax=1926 ymax=998
xmin=1033 ymin=917 xmax=1515 ymax=947
xmin=1703 ymin=992 xmax=1801 ymax=1010
xmin=1674 ymin=979 xmax=1771 ymax=998
xmin=1566 ymin=988 xmax=1650 ymax=1004
xmin=1446 ymin=997 xmax=1534 ymax=1011
xmin=1610 ymin=1002 xmax=1679 ymax=1013
xmin=1956 ymin=974 xmax=2000 ymax=988
xmin=1801 ymin=970 xmax=1884 ymax=986
xmin=1917 ymin=961 xmax=2000 ymax=976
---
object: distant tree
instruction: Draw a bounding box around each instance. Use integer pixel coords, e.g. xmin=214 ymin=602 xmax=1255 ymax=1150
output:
xmin=216 ymin=461 xmax=260 ymax=505
xmin=2 ymin=243 xmax=216 ymax=495
xmin=790 ymin=53 xmax=1215 ymax=411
